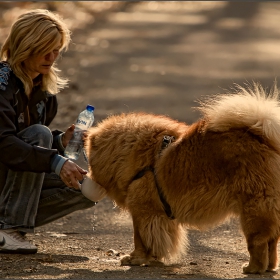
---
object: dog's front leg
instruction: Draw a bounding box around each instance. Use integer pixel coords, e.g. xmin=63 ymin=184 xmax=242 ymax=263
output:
xmin=243 ymin=239 xmax=268 ymax=274
xmin=121 ymin=221 xmax=149 ymax=266
xmin=121 ymin=215 xmax=164 ymax=267
xmin=267 ymin=237 xmax=279 ymax=272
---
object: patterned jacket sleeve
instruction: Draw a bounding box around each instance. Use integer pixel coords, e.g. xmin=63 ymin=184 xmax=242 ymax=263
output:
xmin=0 ymin=63 xmax=59 ymax=173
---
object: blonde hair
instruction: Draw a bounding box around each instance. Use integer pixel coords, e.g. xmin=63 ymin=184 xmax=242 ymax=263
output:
xmin=0 ymin=9 xmax=71 ymax=95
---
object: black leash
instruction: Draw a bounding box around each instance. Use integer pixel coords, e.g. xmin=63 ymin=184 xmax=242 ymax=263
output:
xmin=132 ymin=135 xmax=175 ymax=220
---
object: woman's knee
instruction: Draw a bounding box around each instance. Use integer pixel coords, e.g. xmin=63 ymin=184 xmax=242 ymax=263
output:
xmin=19 ymin=124 xmax=53 ymax=148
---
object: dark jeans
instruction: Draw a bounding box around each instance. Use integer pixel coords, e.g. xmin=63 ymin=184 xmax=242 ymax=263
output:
xmin=0 ymin=124 xmax=96 ymax=233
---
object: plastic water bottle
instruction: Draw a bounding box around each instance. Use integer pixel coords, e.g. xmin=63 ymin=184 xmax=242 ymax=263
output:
xmin=64 ymin=104 xmax=95 ymax=160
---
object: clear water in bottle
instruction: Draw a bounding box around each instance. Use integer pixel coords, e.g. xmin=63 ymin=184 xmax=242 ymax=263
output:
xmin=64 ymin=105 xmax=95 ymax=160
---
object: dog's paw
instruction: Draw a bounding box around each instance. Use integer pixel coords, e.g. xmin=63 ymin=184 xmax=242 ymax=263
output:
xmin=147 ymin=259 xmax=165 ymax=267
xmin=242 ymin=263 xmax=266 ymax=274
xmin=121 ymin=255 xmax=146 ymax=266
xmin=266 ymin=268 xmax=278 ymax=274
xmin=120 ymin=255 xmax=164 ymax=267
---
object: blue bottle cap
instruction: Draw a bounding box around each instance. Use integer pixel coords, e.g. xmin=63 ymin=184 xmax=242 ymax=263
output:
xmin=86 ymin=105 xmax=95 ymax=112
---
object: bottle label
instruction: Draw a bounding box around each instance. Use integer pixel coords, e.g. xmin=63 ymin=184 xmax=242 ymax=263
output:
xmin=77 ymin=118 xmax=87 ymax=126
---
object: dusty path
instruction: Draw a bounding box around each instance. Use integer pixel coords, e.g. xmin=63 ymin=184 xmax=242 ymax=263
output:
xmin=1 ymin=2 xmax=280 ymax=279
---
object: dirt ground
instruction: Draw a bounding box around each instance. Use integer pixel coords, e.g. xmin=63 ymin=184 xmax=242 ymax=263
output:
xmin=1 ymin=1 xmax=280 ymax=279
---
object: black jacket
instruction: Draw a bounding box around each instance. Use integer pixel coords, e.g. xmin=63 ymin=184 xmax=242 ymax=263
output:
xmin=0 ymin=61 xmax=61 ymax=173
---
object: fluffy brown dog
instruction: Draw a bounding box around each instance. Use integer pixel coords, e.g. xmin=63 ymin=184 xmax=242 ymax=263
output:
xmin=84 ymin=83 xmax=280 ymax=274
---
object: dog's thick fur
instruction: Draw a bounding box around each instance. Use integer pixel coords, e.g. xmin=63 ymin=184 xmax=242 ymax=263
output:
xmin=85 ymin=83 xmax=280 ymax=274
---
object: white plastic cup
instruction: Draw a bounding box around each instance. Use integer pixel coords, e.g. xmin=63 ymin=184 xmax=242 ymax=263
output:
xmin=79 ymin=176 xmax=107 ymax=202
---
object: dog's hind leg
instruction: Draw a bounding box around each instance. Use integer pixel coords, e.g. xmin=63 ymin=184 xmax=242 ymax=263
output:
xmin=240 ymin=211 xmax=273 ymax=274
xmin=267 ymin=237 xmax=279 ymax=272
xmin=243 ymin=236 xmax=268 ymax=274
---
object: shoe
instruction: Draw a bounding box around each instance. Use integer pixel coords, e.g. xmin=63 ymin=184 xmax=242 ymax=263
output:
xmin=0 ymin=229 xmax=37 ymax=254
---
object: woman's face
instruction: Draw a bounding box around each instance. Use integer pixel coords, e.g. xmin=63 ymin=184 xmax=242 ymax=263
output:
xmin=23 ymin=43 xmax=61 ymax=79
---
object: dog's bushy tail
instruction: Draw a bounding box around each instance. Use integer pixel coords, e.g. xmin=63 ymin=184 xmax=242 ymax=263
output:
xmin=197 ymin=82 xmax=280 ymax=151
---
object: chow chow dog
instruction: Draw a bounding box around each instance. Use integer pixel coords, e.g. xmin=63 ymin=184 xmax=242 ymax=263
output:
xmin=84 ymin=83 xmax=280 ymax=274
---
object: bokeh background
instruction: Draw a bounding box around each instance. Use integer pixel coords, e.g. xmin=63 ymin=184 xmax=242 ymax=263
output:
xmin=1 ymin=1 xmax=280 ymax=130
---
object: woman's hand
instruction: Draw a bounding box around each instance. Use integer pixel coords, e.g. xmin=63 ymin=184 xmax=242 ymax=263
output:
xmin=60 ymin=159 xmax=88 ymax=189
xmin=62 ymin=124 xmax=75 ymax=148
xmin=62 ymin=124 xmax=89 ymax=148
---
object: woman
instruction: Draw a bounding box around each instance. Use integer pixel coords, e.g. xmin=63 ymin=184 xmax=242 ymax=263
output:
xmin=0 ymin=9 xmax=105 ymax=254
